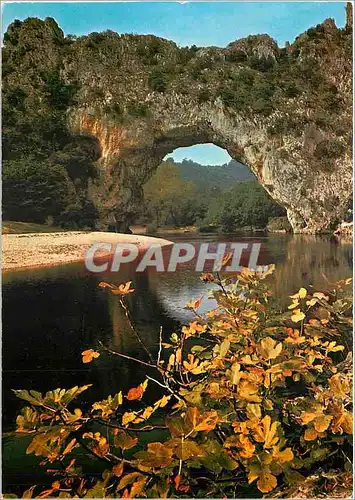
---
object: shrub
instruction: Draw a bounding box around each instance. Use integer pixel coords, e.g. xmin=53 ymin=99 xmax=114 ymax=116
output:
xmin=252 ymin=97 xmax=273 ymax=115
xmin=136 ymin=38 xmax=163 ymax=65
xmin=197 ymin=88 xmax=210 ymax=103
xmin=145 ymin=222 xmax=158 ymax=234
xmin=226 ymin=50 xmax=247 ymax=63
xmin=10 ymin=268 xmax=353 ymax=498
xmin=127 ymin=102 xmax=148 ymax=118
xmin=148 ymin=69 xmax=168 ymax=92
xmin=267 ymin=216 xmax=292 ymax=232
xmin=103 ymin=102 xmax=123 ymax=121
xmin=248 ymin=55 xmax=275 ymax=72
xmin=315 ymin=139 xmax=345 ymax=160
xmin=197 ymin=224 xmax=218 ymax=233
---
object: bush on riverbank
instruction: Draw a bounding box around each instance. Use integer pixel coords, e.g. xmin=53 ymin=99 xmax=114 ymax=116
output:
xmin=267 ymin=216 xmax=293 ymax=233
xmin=10 ymin=267 xmax=352 ymax=498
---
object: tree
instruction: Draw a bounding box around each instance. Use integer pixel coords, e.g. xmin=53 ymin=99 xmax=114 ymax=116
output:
xmin=142 ymin=161 xmax=206 ymax=227
xmin=201 ymin=182 xmax=285 ymax=231
xmin=3 ymin=158 xmax=77 ymax=223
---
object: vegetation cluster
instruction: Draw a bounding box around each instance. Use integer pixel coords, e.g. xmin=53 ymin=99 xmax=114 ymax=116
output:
xmin=139 ymin=160 xmax=285 ymax=232
xmin=7 ymin=267 xmax=353 ymax=498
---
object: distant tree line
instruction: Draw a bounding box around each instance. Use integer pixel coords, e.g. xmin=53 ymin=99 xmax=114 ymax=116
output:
xmin=136 ymin=160 xmax=286 ymax=232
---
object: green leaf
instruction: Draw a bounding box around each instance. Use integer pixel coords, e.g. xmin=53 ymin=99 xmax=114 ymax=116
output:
xmin=12 ymin=389 xmax=43 ymax=406
xmin=219 ymin=339 xmax=230 ymax=358
xmin=84 ymin=482 xmax=106 ymax=498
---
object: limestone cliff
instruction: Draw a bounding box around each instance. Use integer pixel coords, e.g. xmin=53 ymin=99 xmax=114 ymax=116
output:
xmin=3 ymin=10 xmax=353 ymax=232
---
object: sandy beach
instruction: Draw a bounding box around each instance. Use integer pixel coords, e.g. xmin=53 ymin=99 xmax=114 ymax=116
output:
xmin=2 ymin=231 xmax=174 ymax=271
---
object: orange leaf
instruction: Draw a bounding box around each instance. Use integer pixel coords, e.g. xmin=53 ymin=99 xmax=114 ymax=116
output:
xmin=82 ymin=349 xmax=100 ymax=363
xmin=304 ymin=428 xmax=318 ymax=441
xmin=112 ymin=462 xmax=124 ymax=477
xmin=127 ymin=386 xmax=144 ymax=401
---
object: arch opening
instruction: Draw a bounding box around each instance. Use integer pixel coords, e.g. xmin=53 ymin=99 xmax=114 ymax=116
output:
xmin=130 ymin=143 xmax=287 ymax=234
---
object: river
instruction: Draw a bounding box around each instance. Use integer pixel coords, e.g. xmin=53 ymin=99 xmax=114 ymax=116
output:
xmin=2 ymin=232 xmax=352 ymax=492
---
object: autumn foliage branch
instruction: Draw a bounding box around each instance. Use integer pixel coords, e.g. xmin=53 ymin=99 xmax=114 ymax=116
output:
xmin=10 ymin=266 xmax=353 ymax=498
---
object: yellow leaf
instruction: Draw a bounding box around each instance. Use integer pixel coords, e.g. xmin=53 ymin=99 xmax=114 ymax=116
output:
xmin=135 ymin=442 xmax=173 ymax=468
xmin=257 ymin=472 xmax=277 ymax=493
xmin=301 ymin=412 xmax=317 ymax=425
xmin=141 ymin=406 xmax=154 ymax=420
xmin=183 ymin=354 xmax=199 ymax=372
xmin=98 ymin=281 xmax=114 ymax=289
xmin=246 ymin=403 xmax=261 ymax=420
xmin=169 ymin=438 xmax=203 ymax=460
xmin=219 ymin=339 xmax=230 ymax=358
xmin=298 ymin=287 xmax=307 ymax=298
xmin=116 ymin=472 xmax=142 ymax=492
xmin=304 ymin=428 xmax=318 ymax=441
xmin=186 ymin=296 xmax=203 ymax=311
xmin=264 ymin=399 xmax=274 ymax=410
xmin=329 ymin=374 xmax=350 ymax=399
xmin=306 ymin=298 xmax=317 ymax=306
xmin=230 ymin=362 xmax=241 ymax=385
xmin=273 ymin=446 xmax=294 ymax=463
xmin=111 ymin=281 xmax=135 ymax=295
xmin=237 ymin=380 xmax=261 ymax=402
xmin=153 ymin=395 xmax=171 ymax=409
xmin=288 ymin=300 xmax=299 ymax=310
xmin=313 ymin=415 xmax=332 ymax=433
xmin=114 ymin=430 xmax=138 ymax=450
xmin=185 ymin=407 xmax=219 ymax=433
xmin=291 ymin=309 xmax=305 ymax=323
xmin=129 ymin=476 xmax=147 ymax=498
xmin=341 ymin=412 xmax=353 ymax=434
xmin=258 ymin=337 xmax=283 ymax=360
xmin=252 ymin=415 xmax=279 ymax=448
xmin=239 ymin=435 xmax=255 ymax=458
xmin=112 ymin=462 xmax=124 ymax=477
xmin=122 ymin=412 xmax=137 ymax=426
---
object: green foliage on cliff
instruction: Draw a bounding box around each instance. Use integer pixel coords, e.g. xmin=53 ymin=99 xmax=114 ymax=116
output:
xmin=172 ymin=158 xmax=256 ymax=187
xmin=2 ymin=17 xmax=99 ymax=227
xmin=3 ymin=158 xmax=77 ymax=223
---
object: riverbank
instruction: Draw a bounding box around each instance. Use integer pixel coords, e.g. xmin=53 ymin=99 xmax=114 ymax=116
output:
xmin=2 ymin=232 xmax=173 ymax=271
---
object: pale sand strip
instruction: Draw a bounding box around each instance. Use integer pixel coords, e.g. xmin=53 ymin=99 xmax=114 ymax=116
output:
xmin=2 ymin=231 xmax=174 ymax=271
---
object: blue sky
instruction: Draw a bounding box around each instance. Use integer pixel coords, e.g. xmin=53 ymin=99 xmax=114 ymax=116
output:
xmin=2 ymin=2 xmax=346 ymax=164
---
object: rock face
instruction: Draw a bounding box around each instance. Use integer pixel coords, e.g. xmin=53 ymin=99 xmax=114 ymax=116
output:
xmin=3 ymin=10 xmax=353 ymax=232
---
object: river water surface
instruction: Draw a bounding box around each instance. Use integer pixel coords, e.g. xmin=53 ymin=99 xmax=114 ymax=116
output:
xmin=2 ymin=232 xmax=352 ymax=491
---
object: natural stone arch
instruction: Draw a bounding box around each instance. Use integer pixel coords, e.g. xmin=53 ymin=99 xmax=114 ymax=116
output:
xmin=67 ymin=13 xmax=352 ymax=233
xmin=72 ymin=93 xmax=351 ymax=233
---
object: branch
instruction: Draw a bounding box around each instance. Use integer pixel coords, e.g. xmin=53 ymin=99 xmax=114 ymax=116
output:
xmin=98 ymin=341 xmax=157 ymax=370
xmin=157 ymin=326 xmax=163 ymax=366
xmin=119 ymin=297 xmax=155 ymax=363
xmin=94 ymin=418 xmax=167 ymax=432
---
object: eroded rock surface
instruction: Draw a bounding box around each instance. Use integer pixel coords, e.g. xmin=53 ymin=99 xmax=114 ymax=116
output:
xmin=3 ymin=11 xmax=353 ymax=232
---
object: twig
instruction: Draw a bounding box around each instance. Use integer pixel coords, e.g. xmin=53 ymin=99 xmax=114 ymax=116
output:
xmin=157 ymin=326 xmax=163 ymax=366
xmin=94 ymin=418 xmax=167 ymax=432
xmin=119 ymin=297 xmax=154 ymax=363
xmin=146 ymin=375 xmax=186 ymax=403
xmin=98 ymin=341 xmax=156 ymax=370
